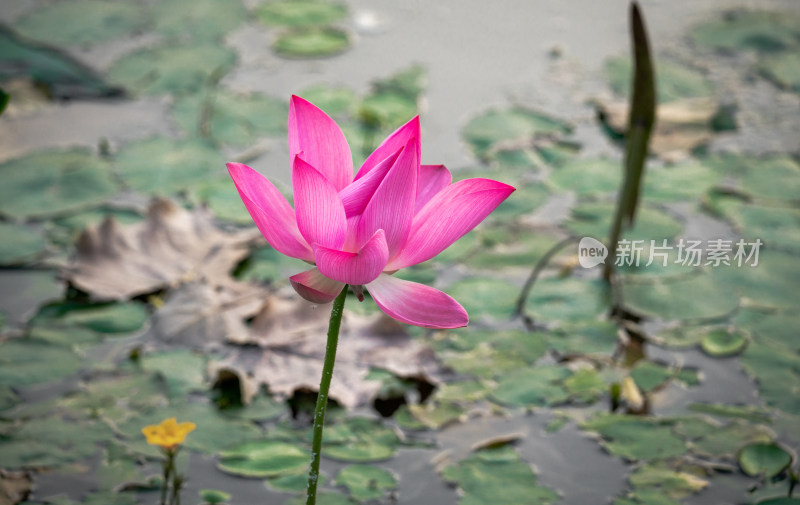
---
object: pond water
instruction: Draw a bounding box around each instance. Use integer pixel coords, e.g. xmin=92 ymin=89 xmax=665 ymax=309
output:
xmin=1 ymin=1 xmax=800 ymax=504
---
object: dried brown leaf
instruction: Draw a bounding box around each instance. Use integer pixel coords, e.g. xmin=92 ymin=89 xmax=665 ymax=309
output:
xmin=65 ymin=198 xmax=258 ymax=300
xmin=211 ymin=300 xmax=446 ymax=409
xmin=598 ymin=97 xmax=717 ymax=162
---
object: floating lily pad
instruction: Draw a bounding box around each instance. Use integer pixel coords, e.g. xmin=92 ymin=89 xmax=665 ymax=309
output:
xmin=0 ymin=148 xmax=117 ymax=219
xmin=564 ymin=368 xmax=606 ymax=404
xmin=358 ymin=92 xmax=418 ymax=132
xmin=490 ymin=365 xmax=571 ymax=407
xmin=628 ymin=463 xmax=708 ymax=500
xmin=468 ymin=228 xmax=561 ymax=270
xmin=462 ymin=107 xmax=572 ymax=161
xmin=738 ymin=442 xmax=793 ymax=478
xmin=434 ymin=380 xmax=490 ymax=403
xmin=199 ymin=489 xmax=232 ymax=504
xmin=445 ymin=277 xmax=519 ymax=320
xmin=566 ymin=203 xmax=683 ymax=243
xmin=335 ymin=464 xmax=396 ymax=501
xmin=486 ymin=184 xmax=551 ymax=221
xmin=582 ymin=415 xmax=687 ymax=461
xmin=700 ymin=328 xmax=748 ymax=357
xmin=0 ymin=415 xmax=112 ymax=468
xmin=734 ymin=308 xmax=800 ymax=352
xmin=218 ymin=439 xmax=308 ymax=478
xmin=688 ymin=403 xmax=772 ymax=424
xmin=548 ymin=321 xmax=620 ymax=356
xmin=760 ymin=50 xmax=800 ymax=92
xmin=192 ymin=181 xmax=252 ymax=225
xmin=406 ymin=402 xmax=464 ymax=429
xmin=442 ymin=445 xmax=559 ymax=505
xmin=323 ymin=417 xmax=400 ymax=462
xmin=108 ymin=44 xmax=237 ymax=95
xmin=141 ymin=350 xmax=206 ymax=399
xmin=0 ymin=338 xmax=82 ymax=387
xmin=0 ymin=25 xmax=122 ymax=99
xmin=643 ymin=161 xmax=722 ymax=203
xmin=56 ymin=373 xmax=167 ymax=428
xmin=549 ymin=158 xmax=622 ymax=196
xmin=691 ymin=420 xmax=774 ymax=458
xmin=622 ymin=271 xmax=739 ymax=321
xmin=298 ymin=84 xmax=358 ymax=118
xmin=32 ymin=301 xmax=148 ymax=335
xmin=273 ymin=27 xmax=350 ymax=59
xmin=114 ymin=137 xmax=226 ymax=194
xmin=740 ymin=341 xmax=800 ymax=415
xmin=524 ymin=277 xmax=610 ymax=323
xmin=0 ymin=223 xmax=46 ymax=266
xmin=15 ymin=0 xmax=148 ymax=46
xmin=437 ymin=330 xmax=548 ymax=380
xmin=257 ymin=0 xmax=347 ymax=27
xmin=267 ymin=472 xmax=326 ymax=492
xmin=172 ymin=90 xmax=287 ymax=147
xmin=714 ymin=249 xmax=800 ymax=310
xmin=152 ymin=0 xmax=247 ymax=42
xmin=690 ymin=10 xmax=800 ymax=53
xmin=708 ymin=155 xmax=800 ymax=201
xmin=630 ymin=361 xmax=672 ymax=393
xmin=606 ymin=56 xmax=713 ymax=103
xmin=720 ymin=203 xmax=800 ymax=255
xmin=672 ymin=416 xmax=721 ymax=440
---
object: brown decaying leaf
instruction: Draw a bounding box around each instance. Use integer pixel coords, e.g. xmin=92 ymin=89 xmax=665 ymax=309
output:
xmin=65 ymin=198 xmax=259 ymax=301
xmin=598 ymin=97 xmax=717 ymax=162
xmin=210 ymin=301 xmax=445 ymax=409
xmin=144 ymin=279 xmax=265 ymax=348
xmin=67 ymin=197 xmax=446 ymax=408
xmin=0 ymin=469 xmax=31 ymax=505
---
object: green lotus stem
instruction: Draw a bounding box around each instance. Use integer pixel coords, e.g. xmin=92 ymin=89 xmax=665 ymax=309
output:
xmin=160 ymin=449 xmax=173 ymax=505
xmin=159 ymin=450 xmax=172 ymax=505
xmin=171 ymin=471 xmax=182 ymax=505
xmin=306 ymin=285 xmax=348 ymax=505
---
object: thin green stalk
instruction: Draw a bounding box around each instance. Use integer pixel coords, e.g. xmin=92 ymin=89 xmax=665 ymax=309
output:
xmin=160 ymin=450 xmax=172 ymax=505
xmin=168 ymin=448 xmax=181 ymax=505
xmin=603 ymin=1 xmax=656 ymax=283
xmin=306 ymin=285 xmax=348 ymax=505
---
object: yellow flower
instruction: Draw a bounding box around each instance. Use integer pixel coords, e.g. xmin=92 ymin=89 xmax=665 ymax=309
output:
xmin=142 ymin=417 xmax=196 ymax=449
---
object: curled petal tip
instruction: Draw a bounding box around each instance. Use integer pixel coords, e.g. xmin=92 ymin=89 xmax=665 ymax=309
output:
xmin=290 ymin=269 xmax=345 ymax=304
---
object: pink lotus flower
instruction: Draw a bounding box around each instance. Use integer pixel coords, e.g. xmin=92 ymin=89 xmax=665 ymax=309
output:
xmin=228 ymin=96 xmax=514 ymax=329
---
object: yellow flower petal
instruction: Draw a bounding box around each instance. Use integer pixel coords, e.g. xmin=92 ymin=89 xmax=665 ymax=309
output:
xmin=142 ymin=417 xmax=196 ymax=449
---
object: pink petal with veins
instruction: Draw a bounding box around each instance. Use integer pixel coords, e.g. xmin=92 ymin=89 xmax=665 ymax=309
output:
xmin=227 ymin=162 xmax=313 ymax=261
xmin=290 ymin=268 xmax=345 ymax=304
xmin=356 ymin=139 xmax=418 ymax=259
xmin=415 ymin=164 xmax=452 ymax=213
xmin=339 ymin=148 xmax=401 ymax=218
xmin=292 ymin=156 xmax=348 ymax=251
xmin=367 ymin=274 xmax=468 ymax=328
xmin=387 ymin=178 xmax=515 ymax=270
xmin=354 ymin=116 xmax=420 ymax=181
xmin=314 ymin=229 xmax=389 ymax=285
xmin=289 ymin=95 xmax=352 ymax=191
